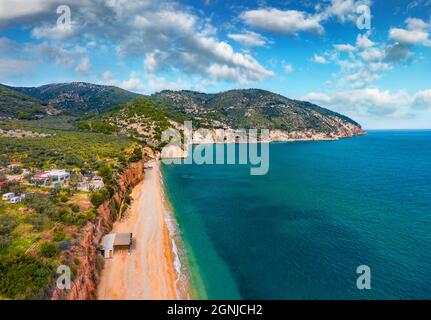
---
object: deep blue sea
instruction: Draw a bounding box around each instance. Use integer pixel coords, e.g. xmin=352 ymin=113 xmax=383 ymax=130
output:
xmin=162 ymin=131 xmax=431 ymax=299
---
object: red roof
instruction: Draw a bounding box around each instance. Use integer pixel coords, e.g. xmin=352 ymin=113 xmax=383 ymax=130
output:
xmin=33 ymin=172 xmax=49 ymax=179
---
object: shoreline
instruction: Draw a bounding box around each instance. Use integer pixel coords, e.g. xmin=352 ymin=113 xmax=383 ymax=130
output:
xmin=159 ymin=165 xmax=209 ymax=300
xmin=97 ymin=160 xmax=190 ymax=300
xmin=159 ymin=171 xmax=194 ymax=299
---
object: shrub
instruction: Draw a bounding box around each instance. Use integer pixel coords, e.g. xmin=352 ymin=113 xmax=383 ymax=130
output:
xmin=90 ymin=191 xmax=107 ymax=208
xmin=58 ymin=209 xmax=74 ymax=225
xmin=17 ymin=112 xmax=32 ymax=120
xmin=53 ymin=230 xmax=66 ymax=242
xmin=39 ymin=241 xmax=59 ymax=258
xmin=97 ymin=164 xmax=113 ymax=184
xmin=0 ymin=215 xmax=17 ymax=250
xmin=0 ymin=254 xmax=51 ymax=299
xmin=69 ymin=203 xmax=80 ymax=213
xmin=25 ymin=193 xmax=59 ymax=221
xmin=128 ymin=146 xmax=142 ymax=163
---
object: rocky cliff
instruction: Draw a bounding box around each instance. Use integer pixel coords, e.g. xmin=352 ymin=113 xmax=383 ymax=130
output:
xmin=50 ymin=160 xmax=145 ymax=300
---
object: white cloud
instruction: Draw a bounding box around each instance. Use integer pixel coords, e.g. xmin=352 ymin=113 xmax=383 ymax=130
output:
xmin=326 ymin=31 xmax=413 ymax=90
xmin=0 ymin=37 xmax=20 ymax=54
xmin=406 ymin=17 xmax=430 ymax=30
xmin=119 ymin=72 xmax=145 ymax=92
xmin=334 ymin=44 xmax=356 ymax=52
xmin=413 ymin=89 xmax=431 ymax=109
xmin=313 ymin=54 xmax=329 ymax=64
xmin=146 ymin=77 xmax=187 ymax=93
xmin=356 ymin=34 xmax=375 ymax=50
xmin=389 ymin=17 xmax=431 ymax=46
xmin=227 ymin=31 xmax=267 ymax=47
xmin=283 ymin=64 xmax=294 ymax=73
xmin=27 ymin=42 xmax=85 ymax=68
xmin=303 ymin=87 xmax=431 ymax=117
xmin=132 ymin=10 xmax=197 ymax=35
xmin=241 ymin=8 xmax=324 ymax=35
xmin=31 ymin=23 xmax=76 ymax=40
xmin=389 ymin=28 xmax=430 ymax=46
xmin=144 ymin=50 xmax=162 ymax=72
xmin=75 ymin=56 xmax=91 ymax=74
xmin=0 ymin=58 xmax=34 ymax=78
xmin=101 ymin=71 xmax=113 ymax=81
xmin=1 ymin=0 xmax=273 ymax=84
xmin=184 ymin=35 xmax=274 ymax=82
xmin=240 ymin=1 xmax=370 ymax=37
xmin=0 ymin=0 xmax=59 ymax=21
xmin=359 ymin=47 xmax=385 ymax=62
xmin=105 ymin=72 xmax=213 ymax=94
xmin=322 ymin=0 xmax=372 ymax=23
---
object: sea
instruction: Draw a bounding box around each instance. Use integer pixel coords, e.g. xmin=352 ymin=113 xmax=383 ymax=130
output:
xmin=161 ymin=130 xmax=431 ymax=299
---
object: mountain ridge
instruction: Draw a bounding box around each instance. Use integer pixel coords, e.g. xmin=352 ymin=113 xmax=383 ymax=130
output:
xmin=3 ymin=82 xmax=140 ymax=114
xmin=0 ymin=82 xmax=365 ymax=144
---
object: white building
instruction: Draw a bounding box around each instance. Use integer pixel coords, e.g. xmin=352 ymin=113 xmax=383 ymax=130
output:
xmin=9 ymin=194 xmax=25 ymax=204
xmin=100 ymin=233 xmax=133 ymax=259
xmin=48 ymin=170 xmax=70 ymax=182
xmin=2 ymin=193 xmax=15 ymax=201
xmin=32 ymin=170 xmax=70 ymax=186
xmin=10 ymin=196 xmax=21 ymax=204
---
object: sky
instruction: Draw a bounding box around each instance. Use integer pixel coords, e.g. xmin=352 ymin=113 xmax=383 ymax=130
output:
xmin=0 ymin=0 xmax=431 ymax=129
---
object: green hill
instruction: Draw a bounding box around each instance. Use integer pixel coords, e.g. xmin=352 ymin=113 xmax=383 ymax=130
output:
xmin=151 ymin=89 xmax=362 ymax=133
xmin=4 ymin=82 xmax=140 ymax=114
xmin=0 ymin=85 xmax=51 ymax=120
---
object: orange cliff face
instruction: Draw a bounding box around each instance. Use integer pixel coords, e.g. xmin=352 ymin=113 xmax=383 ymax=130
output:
xmin=50 ymin=160 xmax=146 ymax=300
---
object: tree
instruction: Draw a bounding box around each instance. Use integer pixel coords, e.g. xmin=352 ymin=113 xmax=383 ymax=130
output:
xmin=97 ymin=164 xmax=113 ymax=184
xmin=17 ymin=112 xmax=32 ymax=120
xmin=90 ymin=191 xmax=107 ymax=208
xmin=0 ymin=215 xmax=17 ymax=250
xmin=40 ymin=241 xmax=59 ymax=258
xmin=0 ymin=254 xmax=51 ymax=299
xmin=128 ymin=146 xmax=142 ymax=163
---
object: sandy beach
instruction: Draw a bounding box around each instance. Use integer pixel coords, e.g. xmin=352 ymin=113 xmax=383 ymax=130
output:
xmin=97 ymin=160 xmax=187 ymax=300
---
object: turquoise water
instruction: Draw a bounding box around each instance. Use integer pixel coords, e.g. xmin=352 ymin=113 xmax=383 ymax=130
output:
xmin=162 ymin=131 xmax=431 ymax=299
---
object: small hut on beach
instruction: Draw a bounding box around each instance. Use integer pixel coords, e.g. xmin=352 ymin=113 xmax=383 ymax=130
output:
xmin=100 ymin=233 xmax=133 ymax=259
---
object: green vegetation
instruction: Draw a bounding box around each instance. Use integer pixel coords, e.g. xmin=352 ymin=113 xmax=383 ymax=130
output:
xmin=0 ymin=114 xmax=142 ymax=299
xmin=40 ymin=241 xmax=60 ymax=258
xmin=151 ymin=89 xmax=362 ymax=132
xmin=0 ymin=254 xmax=52 ymax=299
xmin=7 ymin=82 xmax=139 ymax=114
xmin=0 ymin=122 xmax=133 ymax=169
xmin=79 ymin=120 xmax=117 ymax=135
xmin=0 ymin=215 xmax=17 ymax=249
xmin=0 ymin=82 xmax=363 ymax=300
xmin=0 ymin=86 xmax=47 ymax=120
xmin=129 ymin=146 xmax=143 ymax=163
xmin=75 ymin=97 xmax=173 ymax=151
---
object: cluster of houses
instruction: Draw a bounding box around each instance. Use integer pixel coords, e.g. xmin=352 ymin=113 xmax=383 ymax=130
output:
xmin=2 ymin=192 xmax=26 ymax=204
xmin=78 ymin=175 xmax=104 ymax=192
xmin=1 ymin=166 xmax=104 ymax=207
xmin=30 ymin=169 xmax=104 ymax=191
xmin=31 ymin=169 xmax=71 ymax=188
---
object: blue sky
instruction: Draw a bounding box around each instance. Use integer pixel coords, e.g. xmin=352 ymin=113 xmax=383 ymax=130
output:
xmin=0 ymin=0 xmax=431 ymax=128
